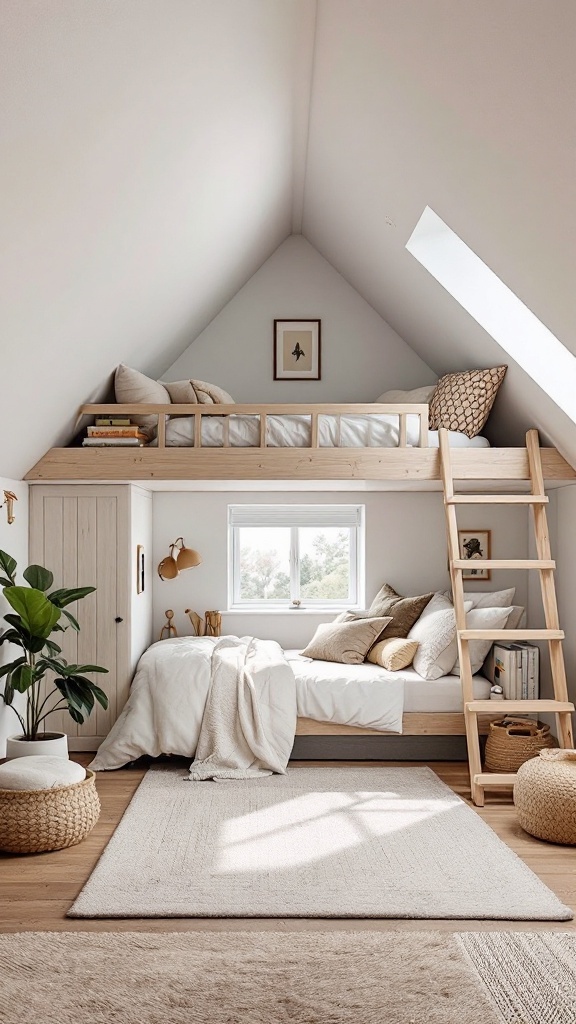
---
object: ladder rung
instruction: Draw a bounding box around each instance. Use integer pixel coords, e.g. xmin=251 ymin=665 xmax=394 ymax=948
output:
xmin=467 ymin=700 xmax=574 ymax=714
xmin=447 ymin=495 xmax=549 ymax=505
xmin=474 ymin=773 xmax=517 ymax=788
xmin=452 ymin=559 xmax=555 ymax=570
xmin=459 ymin=628 xmax=564 ymax=641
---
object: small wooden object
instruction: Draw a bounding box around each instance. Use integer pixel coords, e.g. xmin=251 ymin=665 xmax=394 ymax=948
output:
xmin=185 ymin=609 xmax=205 ymax=636
xmin=204 ymin=611 xmax=222 ymax=637
xmin=159 ymin=609 xmax=177 ymax=641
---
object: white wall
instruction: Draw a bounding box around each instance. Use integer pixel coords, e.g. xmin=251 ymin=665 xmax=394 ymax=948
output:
xmin=152 ymin=489 xmax=529 ymax=649
xmin=554 ymin=486 xmax=576 ymax=709
xmin=164 ymin=236 xmax=435 ymax=403
xmin=0 ymin=478 xmax=29 ymax=756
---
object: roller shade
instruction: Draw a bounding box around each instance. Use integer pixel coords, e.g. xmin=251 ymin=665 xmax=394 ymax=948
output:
xmin=228 ymin=504 xmax=363 ymax=529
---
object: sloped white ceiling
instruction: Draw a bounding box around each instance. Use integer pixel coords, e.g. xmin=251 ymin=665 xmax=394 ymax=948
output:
xmin=302 ymin=0 xmax=576 ymax=465
xmin=3 ymin=0 xmax=576 ymax=477
xmin=0 ymin=0 xmax=315 ymax=478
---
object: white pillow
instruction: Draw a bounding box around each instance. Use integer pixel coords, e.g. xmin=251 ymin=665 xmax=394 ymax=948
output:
xmin=451 ymin=605 xmax=514 ymax=675
xmin=409 ymin=593 xmax=474 ymax=681
xmin=0 ymin=755 xmax=86 ymax=791
xmin=442 ymin=588 xmax=516 ymax=609
xmin=375 ymin=384 xmax=436 ymax=404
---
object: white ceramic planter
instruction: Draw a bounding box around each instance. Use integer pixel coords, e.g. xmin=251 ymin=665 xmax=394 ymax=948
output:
xmin=6 ymin=733 xmax=69 ymax=760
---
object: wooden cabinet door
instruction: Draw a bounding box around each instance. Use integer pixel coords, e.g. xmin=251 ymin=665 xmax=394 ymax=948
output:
xmin=29 ymin=486 xmax=130 ymax=749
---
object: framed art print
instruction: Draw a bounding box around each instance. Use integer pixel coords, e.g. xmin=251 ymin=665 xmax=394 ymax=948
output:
xmin=273 ymin=319 xmax=321 ymax=380
xmin=457 ymin=529 xmax=491 ymax=580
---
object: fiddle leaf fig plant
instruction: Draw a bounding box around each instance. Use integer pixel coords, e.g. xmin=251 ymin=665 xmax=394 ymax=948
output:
xmin=0 ymin=550 xmax=108 ymax=740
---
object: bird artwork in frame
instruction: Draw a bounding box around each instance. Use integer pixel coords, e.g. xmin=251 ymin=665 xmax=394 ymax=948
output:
xmin=274 ymin=319 xmax=321 ymax=380
xmin=458 ymin=529 xmax=492 ymax=580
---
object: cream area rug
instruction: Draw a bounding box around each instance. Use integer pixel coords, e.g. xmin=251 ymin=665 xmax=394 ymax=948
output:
xmin=1 ymin=931 xmax=575 ymax=1024
xmin=68 ymin=766 xmax=572 ymax=920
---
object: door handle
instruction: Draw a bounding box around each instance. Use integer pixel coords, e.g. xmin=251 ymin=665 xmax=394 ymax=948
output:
xmin=115 ymin=616 xmax=123 ymax=623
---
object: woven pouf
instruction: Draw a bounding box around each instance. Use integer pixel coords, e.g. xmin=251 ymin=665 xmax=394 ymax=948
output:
xmin=514 ymin=749 xmax=576 ymax=846
xmin=0 ymin=770 xmax=100 ymax=854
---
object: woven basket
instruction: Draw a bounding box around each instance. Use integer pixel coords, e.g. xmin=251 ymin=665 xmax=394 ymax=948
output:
xmin=0 ymin=770 xmax=100 ymax=854
xmin=514 ymin=751 xmax=576 ymax=845
xmin=484 ymin=717 xmax=557 ymax=773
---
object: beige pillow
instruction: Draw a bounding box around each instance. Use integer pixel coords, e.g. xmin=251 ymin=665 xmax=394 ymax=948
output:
xmin=114 ymin=364 xmax=171 ymax=428
xmin=301 ymin=616 xmax=393 ymax=665
xmin=367 ymin=638 xmax=419 ymax=671
xmin=375 ymin=385 xmax=436 ymax=404
xmin=428 ymin=366 xmax=507 ymax=438
xmin=368 ymin=584 xmax=433 ymax=639
xmin=163 ymin=378 xmax=235 ymax=404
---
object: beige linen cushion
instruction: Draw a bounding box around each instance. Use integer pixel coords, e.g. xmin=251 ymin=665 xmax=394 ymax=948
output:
xmin=0 ymin=755 xmax=86 ymax=791
xmin=163 ymin=378 xmax=234 ymax=404
xmin=451 ymin=605 xmax=514 ymax=675
xmin=367 ymin=637 xmax=419 ymax=671
xmin=114 ymin=365 xmax=235 ymax=428
xmin=428 ymin=366 xmax=507 ymax=438
xmin=301 ymin=616 xmax=393 ymax=665
xmin=368 ymin=584 xmax=434 ymax=639
xmin=375 ymin=385 xmax=436 ymax=404
xmin=409 ymin=593 xmax=474 ymax=680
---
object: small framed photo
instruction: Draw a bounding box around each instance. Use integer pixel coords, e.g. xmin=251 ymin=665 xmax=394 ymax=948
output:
xmin=273 ymin=319 xmax=321 ymax=380
xmin=458 ymin=530 xmax=491 ymax=580
xmin=136 ymin=544 xmax=145 ymax=594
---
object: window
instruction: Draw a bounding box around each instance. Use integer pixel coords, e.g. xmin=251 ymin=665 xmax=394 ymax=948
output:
xmin=228 ymin=504 xmax=364 ymax=609
xmin=406 ymin=206 xmax=576 ymax=424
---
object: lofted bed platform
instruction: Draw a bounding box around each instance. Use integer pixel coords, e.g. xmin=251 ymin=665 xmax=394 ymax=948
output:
xmin=24 ymin=403 xmax=576 ymax=482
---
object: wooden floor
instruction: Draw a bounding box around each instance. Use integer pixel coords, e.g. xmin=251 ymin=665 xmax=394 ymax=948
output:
xmin=1 ymin=755 xmax=574 ymax=933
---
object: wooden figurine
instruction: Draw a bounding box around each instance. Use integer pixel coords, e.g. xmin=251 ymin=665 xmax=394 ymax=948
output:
xmin=185 ymin=608 xmax=205 ymax=636
xmin=204 ymin=611 xmax=222 ymax=637
xmin=159 ymin=609 xmax=177 ymax=641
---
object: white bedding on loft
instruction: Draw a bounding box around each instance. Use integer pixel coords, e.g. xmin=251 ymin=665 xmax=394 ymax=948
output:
xmin=154 ymin=414 xmax=490 ymax=449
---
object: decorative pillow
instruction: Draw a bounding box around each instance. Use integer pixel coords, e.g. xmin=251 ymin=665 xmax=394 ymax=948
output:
xmin=368 ymin=584 xmax=434 ymax=639
xmin=114 ymin=364 xmax=171 ymax=428
xmin=301 ymin=616 xmax=393 ymax=665
xmin=504 ymin=605 xmax=525 ymax=631
xmin=367 ymin=637 xmax=419 ymax=671
xmin=428 ymin=366 xmax=507 ymax=438
xmin=162 ymin=378 xmax=235 ymax=405
xmin=451 ymin=606 xmax=514 ymax=675
xmin=464 ymin=588 xmax=515 ymax=609
xmin=409 ymin=593 xmax=474 ymax=680
xmin=0 ymin=755 xmax=86 ymax=791
xmin=375 ymin=385 xmax=437 ymax=404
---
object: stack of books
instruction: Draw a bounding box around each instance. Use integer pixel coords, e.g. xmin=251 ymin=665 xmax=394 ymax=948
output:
xmin=485 ymin=641 xmax=540 ymax=700
xmin=83 ymin=417 xmax=147 ymax=447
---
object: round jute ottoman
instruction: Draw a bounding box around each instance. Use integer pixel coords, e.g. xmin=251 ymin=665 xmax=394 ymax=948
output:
xmin=0 ymin=771 xmax=100 ymax=854
xmin=514 ymin=749 xmax=576 ymax=845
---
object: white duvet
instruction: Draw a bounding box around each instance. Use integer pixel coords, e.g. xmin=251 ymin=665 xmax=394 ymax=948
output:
xmin=90 ymin=636 xmax=297 ymax=772
xmin=155 ymin=414 xmax=490 ymax=449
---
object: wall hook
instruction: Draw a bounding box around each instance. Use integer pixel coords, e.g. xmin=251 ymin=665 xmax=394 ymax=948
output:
xmin=0 ymin=490 xmax=17 ymax=525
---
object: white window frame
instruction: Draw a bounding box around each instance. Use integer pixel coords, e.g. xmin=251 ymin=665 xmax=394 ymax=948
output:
xmin=228 ymin=504 xmax=365 ymax=611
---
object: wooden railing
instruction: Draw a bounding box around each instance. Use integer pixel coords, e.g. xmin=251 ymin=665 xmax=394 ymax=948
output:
xmin=79 ymin=403 xmax=431 ymax=449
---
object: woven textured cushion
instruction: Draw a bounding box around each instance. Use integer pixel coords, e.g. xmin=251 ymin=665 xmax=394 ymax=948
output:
xmin=0 ymin=755 xmax=86 ymax=791
xmin=367 ymin=637 xmax=419 ymax=671
xmin=428 ymin=366 xmax=507 ymax=438
xmin=301 ymin=617 xmax=393 ymax=665
xmin=368 ymin=584 xmax=433 ymax=639
xmin=409 ymin=594 xmax=474 ymax=680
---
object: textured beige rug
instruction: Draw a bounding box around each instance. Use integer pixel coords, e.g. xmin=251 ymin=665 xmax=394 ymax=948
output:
xmin=1 ymin=931 xmax=575 ymax=1024
xmin=69 ymin=766 xmax=572 ymax=920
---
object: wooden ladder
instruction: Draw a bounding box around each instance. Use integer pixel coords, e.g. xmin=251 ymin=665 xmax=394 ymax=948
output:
xmin=439 ymin=427 xmax=575 ymax=806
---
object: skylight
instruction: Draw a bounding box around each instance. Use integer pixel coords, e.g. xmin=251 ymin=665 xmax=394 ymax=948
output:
xmin=406 ymin=207 xmax=576 ymax=424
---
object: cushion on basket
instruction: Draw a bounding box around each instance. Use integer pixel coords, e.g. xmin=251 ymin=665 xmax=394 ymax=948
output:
xmin=0 ymin=755 xmax=86 ymax=791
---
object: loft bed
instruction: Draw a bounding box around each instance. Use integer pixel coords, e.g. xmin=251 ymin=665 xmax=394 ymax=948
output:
xmin=25 ymin=401 xmax=576 ymax=482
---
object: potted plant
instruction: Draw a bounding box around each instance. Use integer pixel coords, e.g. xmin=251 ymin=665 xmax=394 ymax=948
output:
xmin=0 ymin=550 xmax=108 ymax=758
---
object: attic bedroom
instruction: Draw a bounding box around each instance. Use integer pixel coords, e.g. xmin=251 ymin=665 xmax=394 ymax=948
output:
xmin=1 ymin=3 xmax=576 ymax=1022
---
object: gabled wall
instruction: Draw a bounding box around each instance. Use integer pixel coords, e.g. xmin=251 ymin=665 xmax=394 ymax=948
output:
xmin=165 ymin=236 xmax=434 ymax=402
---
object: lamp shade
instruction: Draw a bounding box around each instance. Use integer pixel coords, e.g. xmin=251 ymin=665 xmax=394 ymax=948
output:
xmin=176 ymin=545 xmax=202 ymax=570
xmin=157 ymin=555 xmax=178 ymax=580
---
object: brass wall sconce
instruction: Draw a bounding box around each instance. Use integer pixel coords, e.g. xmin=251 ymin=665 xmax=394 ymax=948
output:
xmin=158 ymin=537 xmax=202 ymax=580
xmin=0 ymin=490 xmax=17 ymax=525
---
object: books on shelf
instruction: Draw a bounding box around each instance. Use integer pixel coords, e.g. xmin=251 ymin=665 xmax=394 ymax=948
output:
xmin=82 ymin=437 xmax=145 ymax=447
xmin=87 ymin=425 xmax=141 ymax=438
xmin=83 ymin=420 xmax=148 ymax=447
xmin=94 ymin=417 xmax=132 ymax=426
xmin=486 ymin=641 xmax=540 ymax=700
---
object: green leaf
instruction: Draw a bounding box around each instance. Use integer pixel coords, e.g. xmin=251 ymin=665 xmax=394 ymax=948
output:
xmin=67 ymin=705 xmax=85 ymax=725
xmin=43 ymin=639 xmax=62 ymax=656
xmin=0 ymin=629 xmax=24 ymax=648
xmin=11 ymin=663 xmax=34 ymax=692
xmin=48 ymin=586 xmax=95 ymax=608
xmin=36 ymin=655 xmax=68 ymax=676
xmin=4 ymin=587 xmax=61 ymax=639
xmin=0 ymin=658 xmax=24 ymax=679
xmin=23 ymin=565 xmax=54 ymax=592
xmin=0 ymin=551 xmax=17 ymax=583
xmin=0 ymin=576 xmax=14 ymax=588
xmin=66 ymin=664 xmax=108 ymax=675
xmin=61 ymin=609 xmax=80 ymax=632
xmin=89 ymin=683 xmax=109 ymax=710
xmin=2 ymin=680 xmax=14 ymax=705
